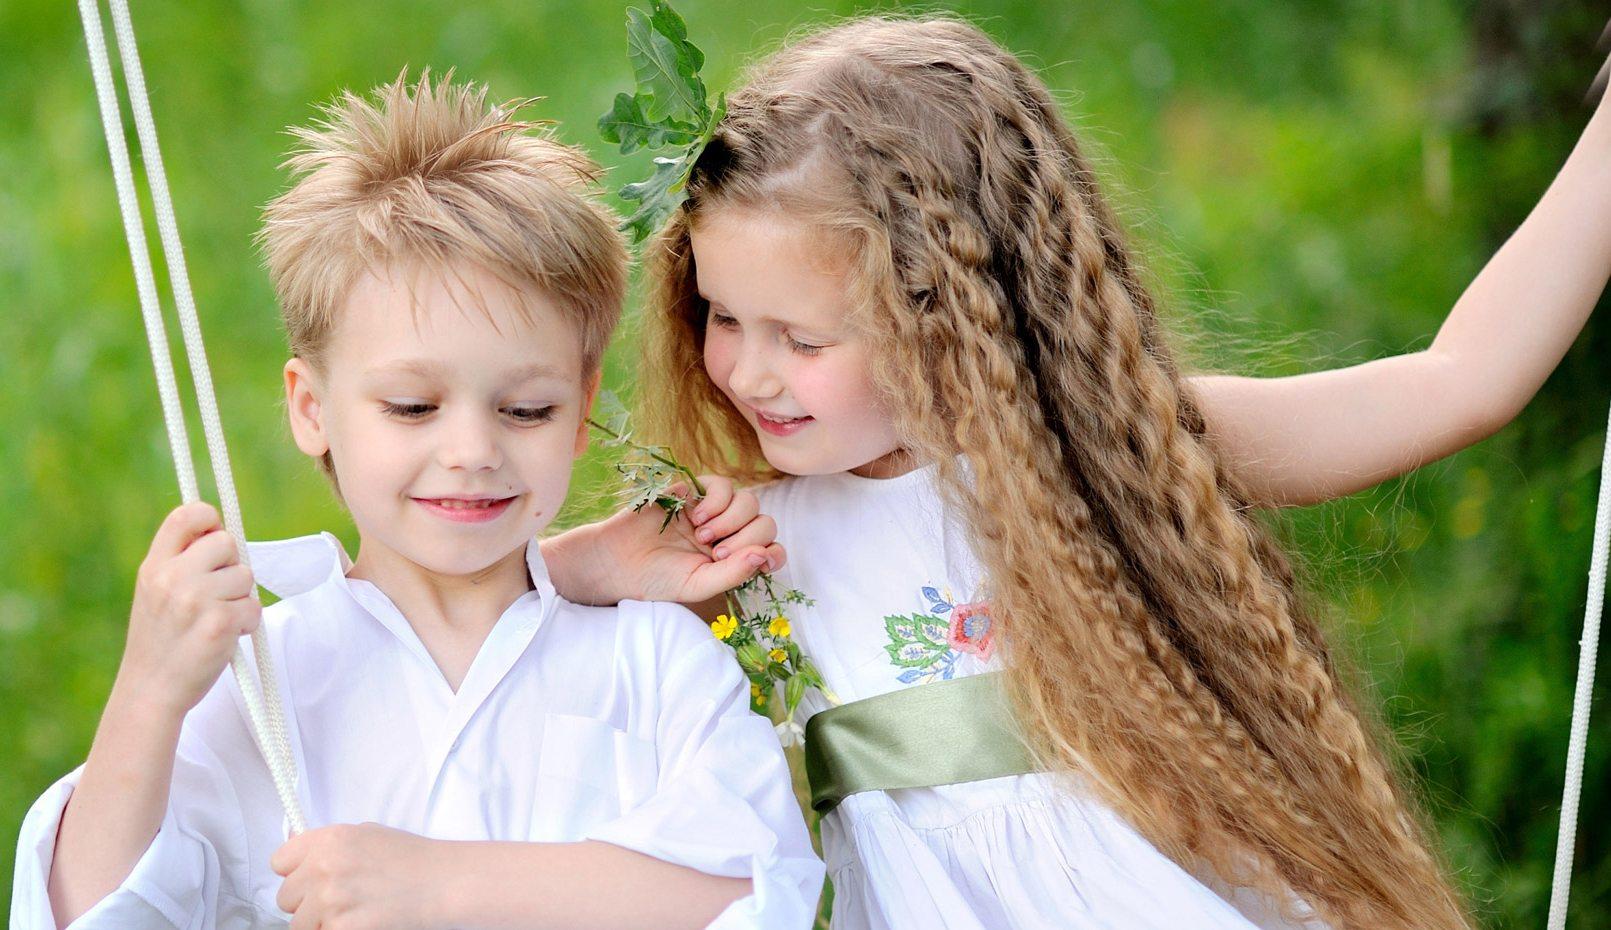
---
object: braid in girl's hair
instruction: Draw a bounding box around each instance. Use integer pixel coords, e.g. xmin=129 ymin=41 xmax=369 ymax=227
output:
xmin=642 ymin=16 xmax=1472 ymax=929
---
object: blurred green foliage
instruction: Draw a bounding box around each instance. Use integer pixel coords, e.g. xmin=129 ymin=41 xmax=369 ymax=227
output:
xmin=2 ymin=0 xmax=1608 ymax=925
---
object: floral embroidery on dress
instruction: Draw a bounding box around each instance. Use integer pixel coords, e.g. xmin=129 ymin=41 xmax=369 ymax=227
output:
xmin=883 ymin=585 xmax=995 ymax=684
xmin=947 ymin=601 xmax=996 ymax=659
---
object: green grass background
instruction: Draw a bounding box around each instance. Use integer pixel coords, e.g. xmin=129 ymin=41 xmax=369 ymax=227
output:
xmin=3 ymin=0 xmax=1610 ymax=925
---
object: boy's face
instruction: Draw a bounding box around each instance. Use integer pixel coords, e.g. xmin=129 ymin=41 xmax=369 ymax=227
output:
xmin=284 ymin=262 xmax=597 ymax=579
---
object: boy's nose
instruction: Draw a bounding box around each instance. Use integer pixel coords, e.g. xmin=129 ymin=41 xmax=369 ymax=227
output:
xmin=436 ymin=412 xmax=503 ymax=472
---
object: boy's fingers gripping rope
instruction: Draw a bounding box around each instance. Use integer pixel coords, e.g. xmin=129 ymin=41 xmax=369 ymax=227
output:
xmin=76 ymin=0 xmax=305 ymax=834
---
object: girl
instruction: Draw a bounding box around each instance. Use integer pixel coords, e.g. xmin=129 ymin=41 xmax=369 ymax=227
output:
xmin=627 ymin=14 xmax=1611 ymax=930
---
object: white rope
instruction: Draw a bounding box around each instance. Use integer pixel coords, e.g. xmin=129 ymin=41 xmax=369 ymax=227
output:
xmin=76 ymin=0 xmax=305 ymax=835
xmin=1546 ymin=401 xmax=1611 ymax=929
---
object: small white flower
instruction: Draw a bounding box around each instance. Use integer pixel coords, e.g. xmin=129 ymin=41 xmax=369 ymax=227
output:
xmin=775 ymin=719 xmax=805 ymax=748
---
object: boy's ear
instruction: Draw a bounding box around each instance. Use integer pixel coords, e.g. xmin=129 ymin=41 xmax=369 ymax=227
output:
xmin=574 ymin=367 xmax=604 ymax=458
xmin=284 ymin=357 xmax=330 ymax=458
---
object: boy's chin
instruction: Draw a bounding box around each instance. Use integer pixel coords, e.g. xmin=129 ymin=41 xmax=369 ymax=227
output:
xmin=404 ymin=540 xmax=531 ymax=580
xmin=356 ymin=520 xmax=536 ymax=580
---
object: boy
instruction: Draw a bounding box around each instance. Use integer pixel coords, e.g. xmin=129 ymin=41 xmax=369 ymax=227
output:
xmin=12 ymin=73 xmax=821 ymax=929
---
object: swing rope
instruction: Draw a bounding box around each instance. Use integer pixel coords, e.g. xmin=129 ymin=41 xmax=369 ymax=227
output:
xmin=1547 ymin=400 xmax=1611 ymax=929
xmin=75 ymin=0 xmax=305 ymax=835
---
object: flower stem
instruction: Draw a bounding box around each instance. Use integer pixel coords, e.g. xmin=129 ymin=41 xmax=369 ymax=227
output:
xmin=587 ymin=417 xmax=707 ymax=497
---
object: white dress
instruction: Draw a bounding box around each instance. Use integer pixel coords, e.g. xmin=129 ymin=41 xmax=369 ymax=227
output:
xmin=754 ymin=465 xmax=1317 ymax=930
xmin=11 ymin=533 xmax=823 ymax=930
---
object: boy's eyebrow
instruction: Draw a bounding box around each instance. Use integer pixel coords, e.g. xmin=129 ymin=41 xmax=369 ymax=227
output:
xmin=368 ymin=359 xmax=566 ymax=382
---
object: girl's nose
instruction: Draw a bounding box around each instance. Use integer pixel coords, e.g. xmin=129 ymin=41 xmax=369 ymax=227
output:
xmin=727 ymin=346 xmax=783 ymax=402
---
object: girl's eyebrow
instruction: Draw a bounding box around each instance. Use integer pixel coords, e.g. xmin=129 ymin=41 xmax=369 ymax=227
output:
xmin=704 ymin=297 xmax=833 ymax=333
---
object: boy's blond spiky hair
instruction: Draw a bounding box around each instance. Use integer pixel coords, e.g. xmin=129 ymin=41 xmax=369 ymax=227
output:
xmin=258 ymin=69 xmax=626 ymax=374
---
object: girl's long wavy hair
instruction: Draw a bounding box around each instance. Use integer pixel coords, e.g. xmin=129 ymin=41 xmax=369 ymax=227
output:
xmin=642 ymin=15 xmax=1471 ymax=930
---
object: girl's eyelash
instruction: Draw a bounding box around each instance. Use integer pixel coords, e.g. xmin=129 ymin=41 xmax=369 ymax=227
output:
xmin=710 ymin=308 xmax=825 ymax=356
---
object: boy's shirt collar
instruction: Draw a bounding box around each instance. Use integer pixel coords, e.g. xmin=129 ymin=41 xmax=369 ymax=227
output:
xmin=244 ymin=531 xmax=557 ymax=607
xmin=243 ymin=532 xmax=562 ymax=783
xmin=243 ymin=532 xmax=559 ymax=697
xmin=245 ymin=532 xmax=351 ymax=600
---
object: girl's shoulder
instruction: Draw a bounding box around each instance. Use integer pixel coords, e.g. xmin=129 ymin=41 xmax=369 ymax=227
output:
xmin=747 ymin=475 xmax=800 ymax=511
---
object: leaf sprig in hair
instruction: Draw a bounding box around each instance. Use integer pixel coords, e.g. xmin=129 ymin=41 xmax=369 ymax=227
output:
xmin=598 ymin=0 xmax=725 ymax=243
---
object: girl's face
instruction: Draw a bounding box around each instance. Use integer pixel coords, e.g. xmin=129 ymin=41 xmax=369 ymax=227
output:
xmin=692 ymin=208 xmax=910 ymax=478
xmin=284 ymin=263 xmax=596 ymax=580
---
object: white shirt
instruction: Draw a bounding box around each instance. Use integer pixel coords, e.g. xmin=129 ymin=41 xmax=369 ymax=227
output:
xmin=755 ymin=465 xmax=1319 ymax=930
xmin=11 ymin=533 xmax=824 ymax=929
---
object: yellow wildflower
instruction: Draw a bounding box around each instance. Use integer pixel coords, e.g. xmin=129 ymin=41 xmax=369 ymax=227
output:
xmin=711 ymin=614 xmax=738 ymax=641
xmin=768 ymin=615 xmax=791 ymax=638
xmin=750 ymin=682 xmax=767 ymax=705
xmin=768 ymin=648 xmax=787 ymax=664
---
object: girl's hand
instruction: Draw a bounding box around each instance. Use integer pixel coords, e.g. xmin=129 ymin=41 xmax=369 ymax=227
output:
xmin=272 ymin=824 xmax=443 ymax=930
xmin=542 ymin=475 xmax=784 ymax=607
xmin=121 ymin=501 xmax=261 ymax=716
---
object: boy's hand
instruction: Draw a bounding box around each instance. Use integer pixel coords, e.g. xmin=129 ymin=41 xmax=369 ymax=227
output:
xmin=544 ymin=476 xmax=784 ymax=606
xmin=121 ymin=501 xmax=261 ymax=716
xmin=272 ymin=824 xmax=443 ymax=930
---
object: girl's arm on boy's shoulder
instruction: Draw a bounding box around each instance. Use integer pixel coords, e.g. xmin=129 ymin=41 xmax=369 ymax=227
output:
xmin=1190 ymin=88 xmax=1611 ymax=508
xmin=539 ymin=475 xmax=781 ymax=611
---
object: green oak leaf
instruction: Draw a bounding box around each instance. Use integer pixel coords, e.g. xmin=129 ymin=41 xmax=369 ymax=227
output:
xmin=619 ymin=149 xmax=699 ymax=243
xmin=601 ymin=1 xmax=724 ymax=244
xmin=625 ymin=0 xmax=708 ymax=125
xmin=598 ymin=92 xmax=699 ymax=156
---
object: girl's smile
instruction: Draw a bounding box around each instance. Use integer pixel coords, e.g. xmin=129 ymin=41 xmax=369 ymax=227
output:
xmin=750 ymin=407 xmax=815 ymax=436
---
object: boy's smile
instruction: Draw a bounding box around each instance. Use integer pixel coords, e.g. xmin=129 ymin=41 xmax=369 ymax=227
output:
xmin=413 ymin=495 xmax=518 ymax=522
xmin=284 ymin=261 xmax=596 ymax=597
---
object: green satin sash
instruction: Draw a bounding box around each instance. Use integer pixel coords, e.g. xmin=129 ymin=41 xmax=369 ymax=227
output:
xmin=803 ymin=671 xmax=1038 ymax=813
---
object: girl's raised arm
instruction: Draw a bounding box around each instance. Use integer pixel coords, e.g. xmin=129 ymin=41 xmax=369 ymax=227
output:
xmin=1191 ymin=84 xmax=1611 ymax=508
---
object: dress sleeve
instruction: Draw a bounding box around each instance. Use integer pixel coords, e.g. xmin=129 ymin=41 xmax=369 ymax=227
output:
xmin=10 ymin=685 xmax=252 ymax=930
xmin=583 ymin=602 xmax=825 ymax=929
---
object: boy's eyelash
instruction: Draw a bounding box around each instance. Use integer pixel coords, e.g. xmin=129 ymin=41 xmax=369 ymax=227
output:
xmin=381 ymin=401 xmax=434 ymax=418
xmin=379 ymin=402 xmax=556 ymax=424
xmin=503 ymin=406 xmax=556 ymax=423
